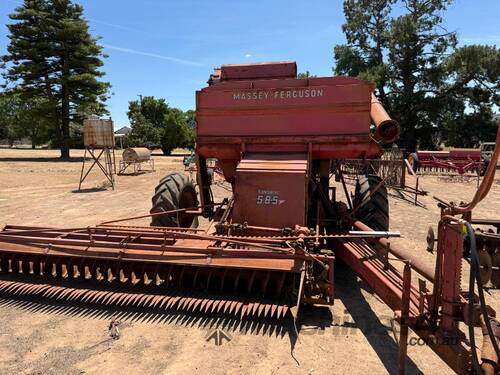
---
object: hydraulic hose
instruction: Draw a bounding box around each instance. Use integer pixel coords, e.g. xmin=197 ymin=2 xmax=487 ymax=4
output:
xmin=466 ymin=222 xmax=500 ymax=374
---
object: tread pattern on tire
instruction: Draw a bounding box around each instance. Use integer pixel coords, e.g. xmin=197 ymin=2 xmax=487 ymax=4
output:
xmin=151 ymin=172 xmax=198 ymax=227
xmin=353 ymin=175 xmax=389 ymax=231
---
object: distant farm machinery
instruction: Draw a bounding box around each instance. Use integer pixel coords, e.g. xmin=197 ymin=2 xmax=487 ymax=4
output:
xmin=408 ymin=147 xmax=488 ymax=176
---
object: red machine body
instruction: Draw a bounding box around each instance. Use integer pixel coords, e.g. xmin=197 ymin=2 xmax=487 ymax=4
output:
xmin=195 ymin=62 xmax=397 ymax=227
xmin=196 ymin=62 xmax=385 ymax=182
xmin=232 ymin=153 xmax=309 ymax=229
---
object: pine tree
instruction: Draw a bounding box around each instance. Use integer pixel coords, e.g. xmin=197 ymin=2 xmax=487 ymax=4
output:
xmin=3 ymin=0 xmax=110 ymax=158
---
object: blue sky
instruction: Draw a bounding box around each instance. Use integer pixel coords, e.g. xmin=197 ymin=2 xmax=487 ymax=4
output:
xmin=1 ymin=0 xmax=499 ymax=128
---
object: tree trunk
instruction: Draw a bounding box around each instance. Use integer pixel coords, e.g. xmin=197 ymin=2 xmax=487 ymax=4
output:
xmin=61 ymin=90 xmax=70 ymax=159
xmin=60 ymin=53 xmax=70 ymax=159
xmin=31 ymin=138 xmax=36 ymax=149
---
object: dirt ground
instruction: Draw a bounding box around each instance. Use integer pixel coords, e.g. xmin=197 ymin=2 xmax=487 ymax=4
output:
xmin=0 ymin=147 xmax=498 ymax=375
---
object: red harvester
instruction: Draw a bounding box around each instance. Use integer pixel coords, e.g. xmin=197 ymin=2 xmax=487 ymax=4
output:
xmin=0 ymin=62 xmax=499 ymax=374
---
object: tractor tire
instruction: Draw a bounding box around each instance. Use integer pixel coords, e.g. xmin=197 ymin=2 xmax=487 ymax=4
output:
xmin=353 ymin=175 xmax=389 ymax=231
xmin=151 ymin=172 xmax=199 ymax=228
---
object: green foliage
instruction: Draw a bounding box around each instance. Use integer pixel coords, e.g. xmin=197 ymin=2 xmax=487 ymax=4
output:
xmin=126 ymin=96 xmax=195 ymax=155
xmin=0 ymin=90 xmax=51 ymax=147
xmin=2 ymin=0 xmax=110 ymax=158
xmin=297 ymin=71 xmax=317 ymax=78
xmin=439 ymin=45 xmax=500 ymax=147
xmin=333 ymin=0 xmax=499 ymax=150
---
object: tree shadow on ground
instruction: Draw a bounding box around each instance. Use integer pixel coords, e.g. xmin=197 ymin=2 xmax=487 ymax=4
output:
xmin=0 ymin=157 xmax=87 ymax=163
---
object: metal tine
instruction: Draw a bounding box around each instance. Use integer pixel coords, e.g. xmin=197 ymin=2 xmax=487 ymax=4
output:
xmin=155 ymin=273 xmax=163 ymax=286
xmin=164 ymin=264 xmax=174 ymax=287
xmin=0 ymin=280 xmax=13 ymax=291
xmin=115 ymin=292 xmax=131 ymax=306
xmin=180 ymin=293 xmax=195 ymax=311
xmin=258 ymin=303 xmax=265 ymax=318
xmin=51 ymin=263 xmax=58 ymax=277
xmin=95 ymin=267 xmax=104 ymax=282
xmin=73 ymin=265 xmax=81 ymax=279
xmin=107 ymin=268 xmax=115 ymax=283
xmin=6 ymin=281 xmax=25 ymax=295
xmin=189 ymin=296 xmax=202 ymax=313
xmin=235 ymin=301 xmax=245 ymax=317
xmin=226 ymin=300 xmax=237 ymax=315
xmin=39 ymin=261 xmax=45 ymax=276
xmin=129 ymin=293 xmax=147 ymax=307
xmin=61 ymin=264 xmax=69 ymax=278
xmin=197 ymin=296 xmax=210 ymax=313
xmin=277 ymin=305 xmax=284 ymax=319
xmin=215 ymin=299 xmax=225 ymax=314
xmin=25 ymin=283 xmax=50 ymax=296
xmin=150 ymin=294 xmax=167 ymax=309
xmin=102 ymin=291 xmax=122 ymax=306
xmin=55 ymin=287 xmax=75 ymax=300
xmin=94 ymin=290 xmax=115 ymax=304
xmin=80 ymin=289 xmax=100 ymax=303
xmin=43 ymin=285 xmax=60 ymax=298
xmin=67 ymin=288 xmax=88 ymax=301
xmin=131 ymin=271 xmax=140 ymax=285
xmin=202 ymin=298 xmax=213 ymax=314
xmin=11 ymin=282 xmax=35 ymax=296
xmin=28 ymin=261 xmax=35 ymax=275
xmin=151 ymin=294 xmax=168 ymax=309
xmin=247 ymin=302 xmax=257 ymax=317
xmin=138 ymin=294 xmax=156 ymax=308
xmin=3 ymin=281 xmax=26 ymax=294
xmin=119 ymin=269 xmax=128 ymax=283
xmin=0 ymin=281 xmax=11 ymax=292
xmin=251 ymin=302 xmax=260 ymax=316
xmin=271 ymin=304 xmax=278 ymax=318
xmin=145 ymin=293 xmax=161 ymax=307
xmin=143 ymin=272 xmax=152 ymax=286
xmin=172 ymin=296 xmax=189 ymax=310
xmin=120 ymin=292 xmax=137 ymax=306
xmin=19 ymin=260 xmax=27 ymax=274
xmin=282 ymin=305 xmax=289 ymax=318
xmin=147 ymin=294 xmax=164 ymax=308
xmin=159 ymin=295 xmax=176 ymax=309
xmin=84 ymin=266 xmax=92 ymax=280
xmin=210 ymin=299 xmax=220 ymax=313
xmin=240 ymin=302 xmax=249 ymax=319
xmin=86 ymin=290 xmax=105 ymax=304
xmin=189 ymin=295 xmax=202 ymax=312
xmin=50 ymin=286 xmax=66 ymax=299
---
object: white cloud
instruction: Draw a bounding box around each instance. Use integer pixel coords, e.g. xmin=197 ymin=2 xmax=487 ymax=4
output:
xmin=245 ymin=53 xmax=252 ymax=58
xmin=102 ymin=43 xmax=204 ymax=67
